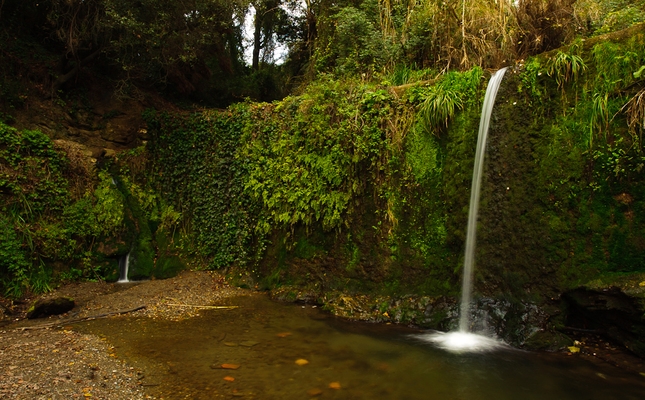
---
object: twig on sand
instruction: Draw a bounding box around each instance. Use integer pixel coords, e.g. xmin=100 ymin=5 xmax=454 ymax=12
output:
xmin=165 ymin=304 xmax=239 ymax=310
xmin=19 ymin=305 xmax=147 ymax=330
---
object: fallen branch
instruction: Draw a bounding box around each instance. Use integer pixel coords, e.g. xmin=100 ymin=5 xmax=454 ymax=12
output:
xmin=165 ymin=303 xmax=239 ymax=310
xmin=389 ymin=78 xmax=439 ymax=98
xmin=19 ymin=305 xmax=147 ymax=331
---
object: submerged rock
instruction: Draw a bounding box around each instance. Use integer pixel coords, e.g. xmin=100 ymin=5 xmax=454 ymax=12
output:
xmin=523 ymin=330 xmax=572 ymax=351
xmin=26 ymin=296 xmax=75 ymax=319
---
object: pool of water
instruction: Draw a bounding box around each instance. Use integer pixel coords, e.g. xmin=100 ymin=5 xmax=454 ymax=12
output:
xmin=76 ymin=293 xmax=645 ymax=399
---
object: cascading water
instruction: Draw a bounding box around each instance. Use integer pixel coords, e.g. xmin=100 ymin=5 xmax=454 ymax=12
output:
xmin=117 ymin=252 xmax=130 ymax=283
xmin=419 ymin=68 xmax=508 ymax=352
xmin=458 ymin=66 xmax=508 ymax=332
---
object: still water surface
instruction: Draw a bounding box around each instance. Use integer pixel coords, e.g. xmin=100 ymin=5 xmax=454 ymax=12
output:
xmin=77 ymin=294 xmax=645 ymax=399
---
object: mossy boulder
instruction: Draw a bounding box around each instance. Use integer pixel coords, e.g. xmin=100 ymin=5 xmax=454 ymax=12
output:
xmin=26 ymin=296 xmax=75 ymax=319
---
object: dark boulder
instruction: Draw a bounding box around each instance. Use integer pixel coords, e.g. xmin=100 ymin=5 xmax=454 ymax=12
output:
xmin=563 ymin=287 xmax=645 ymax=357
xmin=26 ymin=296 xmax=75 ymax=319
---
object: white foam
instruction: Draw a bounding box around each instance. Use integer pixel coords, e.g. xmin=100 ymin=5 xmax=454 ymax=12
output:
xmin=417 ymin=331 xmax=508 ymax=353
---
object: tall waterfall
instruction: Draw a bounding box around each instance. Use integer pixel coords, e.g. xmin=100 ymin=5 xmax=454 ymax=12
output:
xmin=458 ymin=67 xmax=508 ymax=332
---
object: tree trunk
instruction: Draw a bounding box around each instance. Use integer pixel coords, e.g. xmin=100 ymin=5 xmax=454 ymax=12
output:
xmin=50 ymin=49 xmax=101 ymax=95
xmin=252 ymin=5 xmax=262 ymax=70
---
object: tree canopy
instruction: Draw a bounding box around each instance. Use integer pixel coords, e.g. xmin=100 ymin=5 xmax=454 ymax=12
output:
xmin=1 ymin=0 xmax=644 ymax=103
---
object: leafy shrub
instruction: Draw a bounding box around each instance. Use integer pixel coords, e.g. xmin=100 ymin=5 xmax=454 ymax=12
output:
xmin=0 ymin=122 xmax=69 ymax=216
xmin=0 ymin=215 xmax=30 ymax=298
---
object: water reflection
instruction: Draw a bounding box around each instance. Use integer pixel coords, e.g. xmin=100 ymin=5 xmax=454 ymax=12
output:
xmin=76 ymin=294 xmax=645 ymax=399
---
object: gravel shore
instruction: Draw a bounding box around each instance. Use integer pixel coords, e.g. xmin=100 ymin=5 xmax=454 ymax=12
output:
xmin=0 ymin=271 xmax=248 ymax=399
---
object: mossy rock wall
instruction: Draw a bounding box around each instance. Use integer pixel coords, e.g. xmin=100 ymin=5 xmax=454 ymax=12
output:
xmin=144 ymin=25 xmax=645 ymax=347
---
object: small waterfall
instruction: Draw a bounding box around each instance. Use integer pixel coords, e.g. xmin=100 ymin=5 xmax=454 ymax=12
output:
xmin=117 ymin=252 xmax=130 ymax=283
xmin=458 ymin=67 xmax=508 ymax=332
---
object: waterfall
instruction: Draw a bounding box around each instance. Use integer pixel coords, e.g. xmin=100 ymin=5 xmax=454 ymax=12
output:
xmin=417 ymin=68 xmax=510 ymax=352
xmin=117 ymin=252 xmax=130 ymax=283
xmin=458 ymin=67 xmax=508 ymax=332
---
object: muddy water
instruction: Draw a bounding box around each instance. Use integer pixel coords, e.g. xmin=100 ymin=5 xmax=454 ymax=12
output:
xmin=76 ymin=294 xmax=645 ymax=399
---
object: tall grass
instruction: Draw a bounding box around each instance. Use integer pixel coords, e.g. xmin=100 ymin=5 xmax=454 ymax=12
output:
xmin=547 ymin=50 xmax=586 ymax=89
xmin=416 ymin=67 xmax=483 ymax=134
xmin=623 ymin=87 xmax=645 ymax=146
xmin=419 ymin=85 xmax=463 ymax=131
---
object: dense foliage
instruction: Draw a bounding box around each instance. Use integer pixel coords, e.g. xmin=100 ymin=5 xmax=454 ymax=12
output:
xmin=0 ymin=122 xmax=100 ymax=296
xmin=0 ymin=121 xmax=183 ymax=297
xmin=144 ymin=68 xmax=492 ymax=294
xmin=2 ymin=0 xmax=644 ymax=108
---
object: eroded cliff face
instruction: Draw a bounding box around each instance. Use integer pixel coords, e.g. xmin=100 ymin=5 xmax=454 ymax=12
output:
xmin=0 ymin=66 xmax=187 ymax=297
xmin=12 ymin=88 xmax=151 ymax=160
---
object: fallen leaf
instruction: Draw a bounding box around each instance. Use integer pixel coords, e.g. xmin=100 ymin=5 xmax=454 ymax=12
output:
xmin=295 ymin=359 xmax=309 ymax=366
xmin=223 ymin=376 xmax=235 ymax=382
xmin=640 ymin=372 xmax=645 ymax=378
xmin=307 ymin=388 xmax=323 ymax=396
xmin=329 ymin=381 xmax=341 ymax=389
xmin=221 ymin=364 xmax=240 ymax=370
xmin=277 ymin=332 xmax=292 ymax=338
xmin=375 ymin=362 xmax=389 ymax=372
xmin=568 ymin=346 xmax=580 ymax=353
xmin=639 ymin=281 xmax=645 ymax=287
